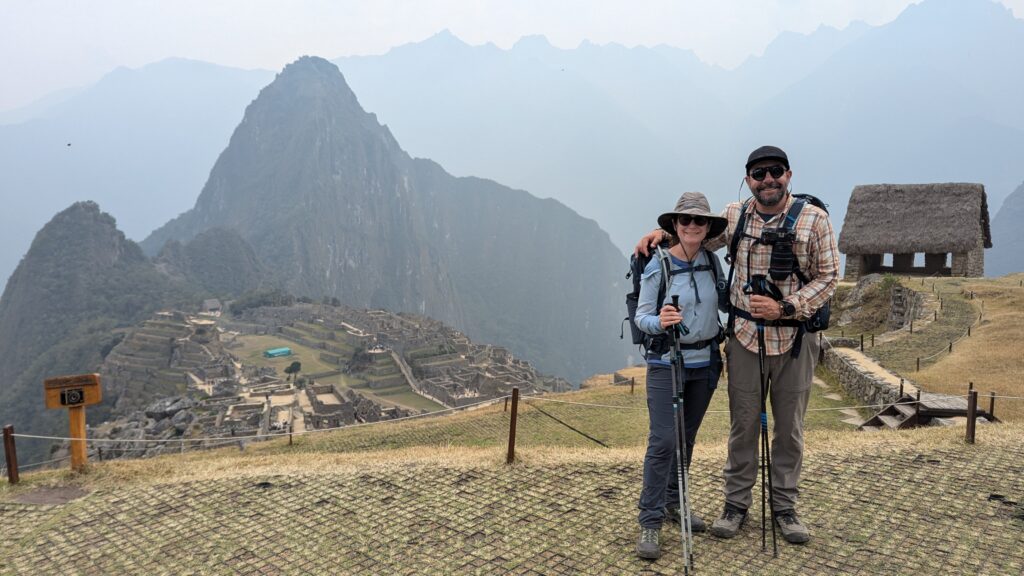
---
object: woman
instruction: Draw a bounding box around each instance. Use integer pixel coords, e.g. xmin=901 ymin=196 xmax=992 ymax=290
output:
xmin=633 ymin=191 xmax=727 ymax=560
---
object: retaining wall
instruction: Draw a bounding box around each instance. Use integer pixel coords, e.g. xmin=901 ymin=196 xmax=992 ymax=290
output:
xmin=821 ymin=339 xmax=905 ymax=408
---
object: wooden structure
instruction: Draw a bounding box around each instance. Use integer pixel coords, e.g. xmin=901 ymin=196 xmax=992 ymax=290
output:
xmin=839 ymin=183 xmax=992 ymax=280
xmin=44 ymin=373 xmax=102 ymax=472
xmin=860 ymin=391 xmax=998 ymax=431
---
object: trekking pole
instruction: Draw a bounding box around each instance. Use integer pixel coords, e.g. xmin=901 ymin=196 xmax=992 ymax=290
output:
xmin=668 ymin=294 xmax=694 ymax=575
xmin=657 ymin=247 xmax=694 ymax=574
xmin=756 ymin=322 xmax=778 ymax=557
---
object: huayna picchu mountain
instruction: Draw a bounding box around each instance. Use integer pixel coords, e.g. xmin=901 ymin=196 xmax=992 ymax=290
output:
xmin=143 ymin=56 xmax=629 ymax=381
xmin=0 ymin=202 xmax=199 ymax=462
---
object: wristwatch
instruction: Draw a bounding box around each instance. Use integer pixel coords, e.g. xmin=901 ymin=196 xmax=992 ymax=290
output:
xmin=780 ymin=300 xmax=796 ymax=318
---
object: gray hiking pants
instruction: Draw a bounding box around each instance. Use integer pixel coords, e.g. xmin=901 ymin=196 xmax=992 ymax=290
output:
xmin=722 ymin=334 xmax=818 ymax=512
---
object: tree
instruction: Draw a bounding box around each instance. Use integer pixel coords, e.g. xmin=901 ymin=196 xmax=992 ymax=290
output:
xmin=284 ymin=360 xmax=302 ymax=381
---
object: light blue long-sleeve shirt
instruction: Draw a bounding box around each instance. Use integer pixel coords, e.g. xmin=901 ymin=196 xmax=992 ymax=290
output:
xmin=634 ymin=249 xmax=722 ymax=367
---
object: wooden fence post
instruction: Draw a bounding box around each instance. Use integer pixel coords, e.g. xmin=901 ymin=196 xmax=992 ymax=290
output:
xmin=3 ymin=425 xmax=18 ymax=485
xmin=860 ymin=334 xmax=864 ymax=352
xmin=989 ymin=391 xmax=996 ymax=420
xmin=966 ymin=390 xmax=978 ymax=444
xmin=916 ymin=357 xmax=920 ymax=371
xmin=630 ymin=377 xmax=635 ymax=395
xmin=506 ymin=387 xmax=520 ymax=464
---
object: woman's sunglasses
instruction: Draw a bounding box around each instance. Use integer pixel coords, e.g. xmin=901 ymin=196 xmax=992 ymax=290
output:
xmin=749 ymin=165 xmax=787 ymax=181
xmin=676 ymin=215 xmax=708 ymax=226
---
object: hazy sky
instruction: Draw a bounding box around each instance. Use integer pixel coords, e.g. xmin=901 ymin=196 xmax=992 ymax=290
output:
xmin=3 ymin=0 xmax=1023 ymax=111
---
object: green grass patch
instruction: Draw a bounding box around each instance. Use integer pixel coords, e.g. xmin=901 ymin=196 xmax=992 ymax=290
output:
xmin=825 ymin=275 xmax=898 ymax=337
xmin=275 ymin=372 xmax=862 ymax=456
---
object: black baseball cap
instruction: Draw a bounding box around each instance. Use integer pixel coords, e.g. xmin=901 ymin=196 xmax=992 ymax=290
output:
xmin=745 ymin=145 xmax=789 ymax=171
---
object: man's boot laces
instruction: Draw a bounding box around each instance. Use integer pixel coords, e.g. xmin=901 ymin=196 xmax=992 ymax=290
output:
xmin=640 ymin=528 xmax=658 ymax=544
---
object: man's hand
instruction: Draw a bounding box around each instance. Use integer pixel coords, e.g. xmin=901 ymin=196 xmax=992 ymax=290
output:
xmin=659 ymin=303 xmax=683 ymax=330
xmin=634 ymin=229 xmax=666 ymax=257
xmin=749 ymin=295 xmax=783 ymax=321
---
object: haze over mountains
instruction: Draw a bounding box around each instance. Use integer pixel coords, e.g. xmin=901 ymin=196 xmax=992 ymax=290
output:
xmin=335 ymin=0 xmax=1024 ymax=256
xmin=3 ymin=0 xmax=1023 ymax=292
xmin=0 ymin=59 xmax=273 ymax=284
xmin=143 ymin=56 xmax=628 ymax=382
xmin=0 ymin=57 xmax=630 ymax=456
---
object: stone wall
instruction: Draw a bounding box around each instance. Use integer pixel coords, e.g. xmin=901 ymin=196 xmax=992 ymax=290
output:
xmin=821 ymin=340 xmax=905 ymax=408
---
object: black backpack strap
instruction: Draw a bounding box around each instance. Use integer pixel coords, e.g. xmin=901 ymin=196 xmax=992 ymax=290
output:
xmin=725 ymin=199 xmax=753 ymax=336
xmin=780 ymin=198 xmax=813 ymax=285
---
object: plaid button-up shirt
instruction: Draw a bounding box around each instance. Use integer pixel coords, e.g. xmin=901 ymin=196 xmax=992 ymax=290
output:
xmin=706 ymin=194 xmax=839 ymax=356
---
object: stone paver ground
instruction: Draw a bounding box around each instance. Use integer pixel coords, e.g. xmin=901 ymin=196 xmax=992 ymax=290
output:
xmin=2 ymin=434 xmax=1022 ymax=575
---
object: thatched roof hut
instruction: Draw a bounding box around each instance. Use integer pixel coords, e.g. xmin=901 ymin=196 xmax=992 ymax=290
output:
xmin=839 ymin=183 xmax=991 ymax=279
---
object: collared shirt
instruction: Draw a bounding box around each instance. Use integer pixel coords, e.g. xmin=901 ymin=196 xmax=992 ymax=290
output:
xmin=705 ymin=194 xmax=839 ymax=356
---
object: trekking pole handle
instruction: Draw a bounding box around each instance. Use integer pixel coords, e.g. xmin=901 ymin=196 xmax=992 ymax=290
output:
xmin=670 ymin=295 xmax=691 ymax=336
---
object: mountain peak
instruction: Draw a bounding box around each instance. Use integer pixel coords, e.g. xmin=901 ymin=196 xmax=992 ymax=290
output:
xmin=897 ymin=0 xmax=1016 ymax=25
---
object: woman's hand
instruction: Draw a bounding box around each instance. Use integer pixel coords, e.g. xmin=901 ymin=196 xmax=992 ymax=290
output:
xmin=659 ymin=303 xmax=683 ymax=330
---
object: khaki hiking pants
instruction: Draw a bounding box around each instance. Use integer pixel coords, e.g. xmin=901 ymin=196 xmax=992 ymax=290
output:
xmin=722 ymin=334 xmax=818 ymax=512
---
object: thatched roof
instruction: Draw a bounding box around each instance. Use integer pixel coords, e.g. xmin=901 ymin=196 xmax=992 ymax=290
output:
xmin=838 ymin=183 xmax=992 ymax=254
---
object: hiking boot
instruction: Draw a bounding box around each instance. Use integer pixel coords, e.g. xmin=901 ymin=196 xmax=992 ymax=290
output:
xmin=666 ymin=507 xmax=707 ymax=532
xmin=774 ymin=509 xmax=810 ymax=544
xmin=709 ymin=504 xmax=747 ymax=539
xmin=636 ymin=527 xmax=661 ymax=559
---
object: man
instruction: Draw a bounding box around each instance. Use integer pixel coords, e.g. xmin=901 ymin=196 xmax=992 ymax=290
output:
xmin=636 ymin=145 xmax=838 ymax=544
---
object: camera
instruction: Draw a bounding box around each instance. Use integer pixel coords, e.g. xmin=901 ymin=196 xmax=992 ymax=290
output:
xmin=743 ymin=274 xmax=783 ymax=301
xmin=60 ymin=388 xmax=85 ymax=406
xmin=759 ymin=229 xmax=794 ymax=245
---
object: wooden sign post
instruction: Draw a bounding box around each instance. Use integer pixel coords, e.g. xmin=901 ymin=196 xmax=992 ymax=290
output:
xmin=44 ymin=373 xmax=101 ymax=472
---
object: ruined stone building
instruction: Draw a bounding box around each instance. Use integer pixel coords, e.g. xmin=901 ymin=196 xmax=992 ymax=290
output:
xmin=839 ymin=183 xmax=992 ymax=280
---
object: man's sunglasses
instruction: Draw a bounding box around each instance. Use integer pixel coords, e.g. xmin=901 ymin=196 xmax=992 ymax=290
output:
xmin=676 ymin=215 xmax=708 ymax=226
xmin=749 ymin=165 xmax=787 ymax=181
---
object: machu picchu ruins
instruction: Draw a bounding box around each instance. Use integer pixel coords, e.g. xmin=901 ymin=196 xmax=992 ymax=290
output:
xmin=79 ymin=301 xmax=569 ymax=459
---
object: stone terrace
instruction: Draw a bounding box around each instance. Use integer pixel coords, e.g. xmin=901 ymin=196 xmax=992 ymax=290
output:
xmin=2 ymin=429 xmax=1021 ymax=575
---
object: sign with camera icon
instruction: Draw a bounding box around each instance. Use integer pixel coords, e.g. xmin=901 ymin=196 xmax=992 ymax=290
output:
xmin=44 ymin=373 xmax=101 ymax=409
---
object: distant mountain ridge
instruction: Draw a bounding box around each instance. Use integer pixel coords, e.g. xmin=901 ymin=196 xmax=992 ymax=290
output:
xmin=0 ymin=59 xmax=274 ymax=287
xmin=3 ymin=0 xmax=1023 ymax=284
xmin=335 ymin=0 xmax=1024 ymax=263
xmin=144 ymin=56 xmax=629 ymax=382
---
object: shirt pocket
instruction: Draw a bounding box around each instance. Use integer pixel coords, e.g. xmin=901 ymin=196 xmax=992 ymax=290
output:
xmin=792 ymin=231 xmax=813 ymax=275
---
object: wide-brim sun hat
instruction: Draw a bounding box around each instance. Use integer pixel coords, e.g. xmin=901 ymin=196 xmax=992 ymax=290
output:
xmin=657 ymin=191 xmax=728 ymax=239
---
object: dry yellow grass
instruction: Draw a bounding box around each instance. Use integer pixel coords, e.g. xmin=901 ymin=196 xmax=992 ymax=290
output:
xmin=911 ymin=274 xmax=1024 ymax=420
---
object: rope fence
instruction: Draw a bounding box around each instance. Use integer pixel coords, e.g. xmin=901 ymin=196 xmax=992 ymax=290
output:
xmin=5 ymin=351 xmax=1022 ymax=481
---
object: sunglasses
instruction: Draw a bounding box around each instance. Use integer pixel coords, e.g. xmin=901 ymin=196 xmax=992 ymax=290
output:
xmin=676 ymin=215 xmax=708 ymax=226
xmin=749 ymin=164 xmax=787 ymax=181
